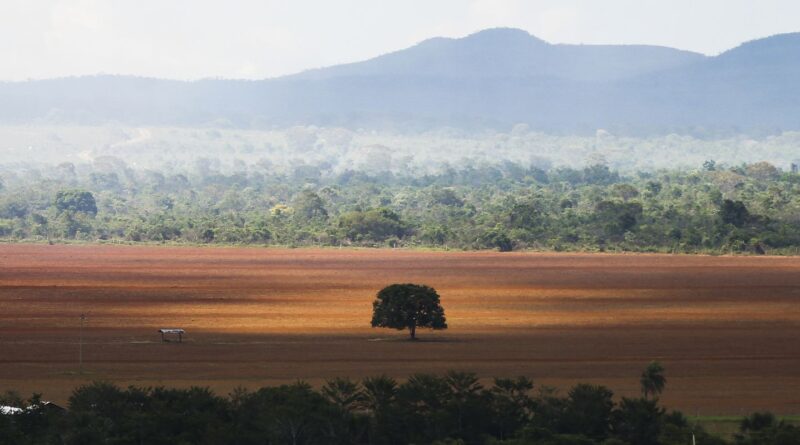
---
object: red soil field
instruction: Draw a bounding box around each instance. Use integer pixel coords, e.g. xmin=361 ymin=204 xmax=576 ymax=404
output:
xmin=0 ymin=244 xmax=798 ymax=414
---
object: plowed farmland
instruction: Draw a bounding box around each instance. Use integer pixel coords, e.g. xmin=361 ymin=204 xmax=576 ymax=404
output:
xmin=1 ymin=244 xmax=798 ymax=414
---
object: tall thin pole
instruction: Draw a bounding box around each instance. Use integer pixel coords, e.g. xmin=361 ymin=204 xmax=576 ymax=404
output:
xmin=79 ymin=313 xmax=85 ymax=374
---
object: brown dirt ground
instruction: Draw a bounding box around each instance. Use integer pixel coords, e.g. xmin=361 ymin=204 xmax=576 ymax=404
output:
xmin=0 ymin=244 xmax=798 ymax=414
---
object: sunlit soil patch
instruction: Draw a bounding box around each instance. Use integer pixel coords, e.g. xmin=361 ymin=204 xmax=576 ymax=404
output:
xmin=0 ymin=244 xmax=798 ymax=414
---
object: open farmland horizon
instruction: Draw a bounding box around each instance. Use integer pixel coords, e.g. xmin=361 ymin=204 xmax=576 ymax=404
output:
xmin=0 ymin=243 xmax=798 ymax=415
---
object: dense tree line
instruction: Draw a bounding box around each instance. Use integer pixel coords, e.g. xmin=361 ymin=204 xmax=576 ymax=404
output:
xmin=2 ymin=159 xmax=800 ymax=253
xmin=2 ymin=367 xmax=796 ymax=444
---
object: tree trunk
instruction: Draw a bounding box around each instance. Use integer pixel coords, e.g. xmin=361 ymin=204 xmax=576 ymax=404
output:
xmin=410 ymin=324 xmax=416 ymax=340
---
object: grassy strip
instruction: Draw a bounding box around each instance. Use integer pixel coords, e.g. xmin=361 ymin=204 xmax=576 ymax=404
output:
xmin=692 ymin=415 xmax=800 ymax=439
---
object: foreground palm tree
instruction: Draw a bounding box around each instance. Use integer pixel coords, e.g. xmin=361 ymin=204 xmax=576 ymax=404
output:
xmin=640 ymin=361 xmax=666 ymax=399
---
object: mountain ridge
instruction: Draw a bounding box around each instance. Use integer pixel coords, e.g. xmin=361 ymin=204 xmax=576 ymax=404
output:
xmin=289 ymin=27 xmax=706 ymax=82
xmin=0 ymin=29 xmax=797 ymax=134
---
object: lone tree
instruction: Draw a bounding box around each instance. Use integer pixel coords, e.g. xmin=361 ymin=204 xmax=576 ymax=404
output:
xmin=370 ymin=284 xmax=447 ymax=340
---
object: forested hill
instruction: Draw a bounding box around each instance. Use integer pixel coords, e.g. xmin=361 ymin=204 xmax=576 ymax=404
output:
xmin=0 ymin=29 xmax=799 ymax=133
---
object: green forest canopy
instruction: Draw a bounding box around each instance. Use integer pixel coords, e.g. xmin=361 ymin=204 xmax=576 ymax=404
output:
xmin=1 ymin=159 xmax=798 ymax=254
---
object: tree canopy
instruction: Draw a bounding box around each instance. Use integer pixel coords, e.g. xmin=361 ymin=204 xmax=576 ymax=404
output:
xmin=4 ymin=367 xmax=778 ymax=445
xmin=2 ymin=159 xmax=800 ymax=253
xmin=54 ymin=190 xmax=97 ymax=216
xmin=640 ymin=361 xmax=667 ymax=400
xmin=370 ymin=283 xmax=447 ymax=339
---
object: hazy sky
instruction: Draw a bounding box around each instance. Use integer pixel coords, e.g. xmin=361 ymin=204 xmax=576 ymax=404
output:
xmin=2 ymin=0 xmax=799 ymax=81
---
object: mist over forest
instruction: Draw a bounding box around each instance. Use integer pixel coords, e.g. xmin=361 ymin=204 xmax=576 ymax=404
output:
xmin=1 ymin=124 xmax=799 ymax=175
xmin=1 ymin=28 xmax=800 ymax=253
xmin=1 ymin=120 xmax=799 ymax=254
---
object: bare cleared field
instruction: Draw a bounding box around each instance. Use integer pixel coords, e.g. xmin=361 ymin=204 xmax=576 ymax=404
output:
xmin=0 ymin=244 xmax=798 ymax=414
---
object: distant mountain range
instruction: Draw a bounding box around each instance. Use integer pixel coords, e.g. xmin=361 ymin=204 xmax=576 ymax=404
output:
xmin=1 ymin=28 xmax=798 ymax=134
